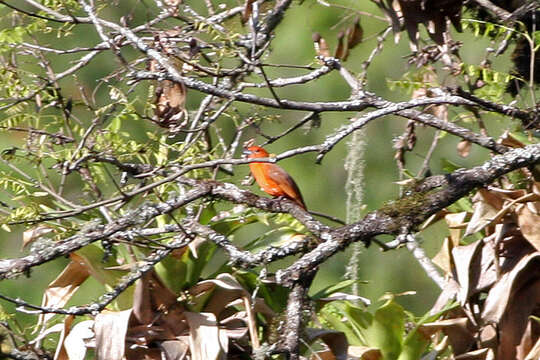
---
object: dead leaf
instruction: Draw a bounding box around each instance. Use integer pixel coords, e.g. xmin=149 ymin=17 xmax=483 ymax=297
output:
xmin=498 ymin=131 xmax=525 ymax=148
xmin=312 ymin=32 xmax=330 ymax=58
xmin=445 ymin=211 xmax=468 ymax=245
xmin=242 ymin=0 xmax=255 ymax=24
xmin=348 ymin=345 xmax=382 ymax=360
xmin=184 ymin=312 xmax=222 ymax=360
xmin=454 ymin=348 xmax=493 ymax=359
xmin=54 ymin=315 xmax=74 ymax=360
xmin=516 ymin=203 xmax=540 ymax=251
xmin=335 ymin=31 xmax=346 ymax=60
xmin=464 ymin=189 xmax=503 ymax=236
xmin=159 ymin=339 xmax=189 ymax=360
xmin=347 ymin=17 xmax=363 ymax=49
xmin=525 ymin=336 xmax=540 ymax=360
xmin=37 ymin=254 xmax=90 ymax=330
xmin=63 ymin=320 xmax=94 ymax=360
xmin=457 ymin=140 xmax=471 ymax=158
xmin=305 ymin=328 xmax=348 ymax=360
xmin=432 ymin=237 xmax=454 ymax=274
xmin=95 ymin=309 xmax=132 ymax=360
xmin=22 ymin=225 xmax=53 ymax=249
xmin=420 ymin=209 xmax=449 ymax=230
xmin=422 ymin=318 xmax=476 ymax=355
xmin=482 ymin=253 xmax=540 ymax=323
xmin=452 ymin=239 xmax=484 ymax=304
xmin=396 ymin=0 xmax=463 ymax=50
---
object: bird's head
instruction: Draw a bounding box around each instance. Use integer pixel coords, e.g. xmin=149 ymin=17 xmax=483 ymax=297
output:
xmin=243 ymin=146 xmax=269 ymax=159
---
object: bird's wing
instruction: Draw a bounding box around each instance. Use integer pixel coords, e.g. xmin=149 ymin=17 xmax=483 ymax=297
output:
xmin=266 ymin=164 xmax=306 ymax=208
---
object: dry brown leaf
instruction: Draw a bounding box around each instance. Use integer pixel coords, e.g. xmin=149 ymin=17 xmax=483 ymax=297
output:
xmin=22 ymin=225 xmax=53 ymax=249
xmin=480 ymin=253 xmax=540 ymax=359
xmin=63 ymin=320 xmax=94 ymax=360
xmin=397 ymin=0 xmax=463 ymax=49
xmin=193 ymin=274 xmax=260 ymax=349
xmin=312 ymin=32 xmax=330 ymax=58
xmin=482 ymin=253 xmax=540 ymax=323
xmin=498 ymin=130 xmax=525 ymax=148
xmin=525 ymin=336 xmax=540 ymax=360
xmin=464 ymin=189 xmax=503 ymax=236
xmin=159 ymin=339 xmax=189 ymax=360
xmin=420 ymin=209 xmax=449 ymax=230
xmin=432 ymin=237 xmax=454 ymax=274
xmin=347 ymin=345 xmax=382 ymax=360
xmin=487 ymin=186 xmax=527 ymax=199
xmin=184 ymin=312 xmax=222 ymax=360
xmin=517 ymin=318 xmax=540 ymax=360
xmin=242 ymin=0 xmax=255 ymax=24
xmin=153 ymin=79 xmax=187 ymax=129
xmin=335 ymin=31 xmax=346 ymax=60
xmin=95 ymin=309 xmax=132 ymax=360
xmin=305 ymin=328 xmax=348 ymax=360
xmin=311 ymin=350 xmax=336 ymax=360
xmin=37 ymin=254 xmax=90 ymax=329
xmin=452 ymin=239 xmax=484 ymax=304
xmin=457 ymin=140 xmax=471 ymax=158
xmin=131 ymin=270 xmax=186 ymax=338
xmin=454 ymin=348 xmax=493 ymax=360
xmin=422 ymin=318 xmax=475 ymax=355
xmin=347 ymin=17 xmax=363 ymax=49
xmin=220 ymin=312 xmax=249 ymax=339
xmin=445 ymin=211 xmax=468 ymax=245
xmin=516 ymin=203 xmax=540 ymax=251
xmin=53 ymin=315 xmax=74 ymax=360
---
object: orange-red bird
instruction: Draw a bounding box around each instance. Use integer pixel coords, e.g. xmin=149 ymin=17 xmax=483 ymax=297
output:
xmin=243 ymin=146 xmax=306 ymax=209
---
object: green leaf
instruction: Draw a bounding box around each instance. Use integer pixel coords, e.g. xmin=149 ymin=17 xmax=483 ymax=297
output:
xmin=311 ymin=279 xmax=365 ymax=300
xmin=365 ymin=297 xmax=405 ymax=360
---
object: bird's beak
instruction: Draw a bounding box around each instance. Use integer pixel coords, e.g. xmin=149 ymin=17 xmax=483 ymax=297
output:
xmin=242 ymin=148 xmax=252 ymax=157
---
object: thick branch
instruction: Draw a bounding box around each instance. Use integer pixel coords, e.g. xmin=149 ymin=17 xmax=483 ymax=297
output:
xmin=275 ymin=144 xmax=540 ymax=284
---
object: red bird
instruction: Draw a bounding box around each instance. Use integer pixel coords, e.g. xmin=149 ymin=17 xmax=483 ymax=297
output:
xmin=243 ymin=146 xmax=306 ymax=209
